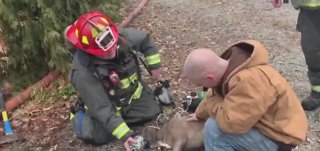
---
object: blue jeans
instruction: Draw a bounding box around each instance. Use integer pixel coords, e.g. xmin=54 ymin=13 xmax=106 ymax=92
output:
xmin=204 ymin=118 xmax=278 ymax=151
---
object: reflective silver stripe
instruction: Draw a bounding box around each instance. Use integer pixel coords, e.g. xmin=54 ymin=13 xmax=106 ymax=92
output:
xmin=146 ymin=53 xmax=161 ymax=66
xmin=312 ymin=85 xmax=320 ymax=93
xmin=112 ymin=122 xmax=130 ymax=139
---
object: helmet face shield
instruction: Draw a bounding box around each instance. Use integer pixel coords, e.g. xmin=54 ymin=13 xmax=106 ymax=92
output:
xmin=95 ymin=26 xmax=116 ymax=52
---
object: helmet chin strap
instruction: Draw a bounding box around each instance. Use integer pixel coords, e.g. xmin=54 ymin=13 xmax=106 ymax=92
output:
xmin=115 ymin=45 xmax=120 ymax=59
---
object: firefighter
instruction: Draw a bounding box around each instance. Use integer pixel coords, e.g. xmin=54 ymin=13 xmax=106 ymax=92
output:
xmin=270 ymin=0 xmax=320 ymax=110
xmin=65 ymin=10 xmax=162 ymax=150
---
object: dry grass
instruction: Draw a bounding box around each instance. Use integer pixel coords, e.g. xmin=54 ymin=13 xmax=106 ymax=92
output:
xmin=0 ymin=25 xmax=7 ymax=55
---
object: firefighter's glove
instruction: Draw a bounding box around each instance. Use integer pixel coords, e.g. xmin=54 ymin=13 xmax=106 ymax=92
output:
xmin=154 ymin=80 xmax=174 ymax=105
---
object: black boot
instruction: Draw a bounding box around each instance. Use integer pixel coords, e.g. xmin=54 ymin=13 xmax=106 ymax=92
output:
xmin=301 ymin=91 xmax=320 ymax=111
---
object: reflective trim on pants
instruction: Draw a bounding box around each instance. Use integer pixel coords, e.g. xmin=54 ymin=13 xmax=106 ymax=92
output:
xmin=112 ymin=122 xmax=131 ymax=140
xmin=312 ymin=85 xmax=320 ymax=93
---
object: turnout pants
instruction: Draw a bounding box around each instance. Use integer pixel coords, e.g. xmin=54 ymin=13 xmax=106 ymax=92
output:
xmin=297 ymin=9 xmax=320 ymax=86
xmin=71 ymin=89 xmax=161 ymax=145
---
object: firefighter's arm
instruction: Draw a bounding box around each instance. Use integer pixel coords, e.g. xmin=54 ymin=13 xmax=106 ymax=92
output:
xmin=71 ymin=70 xmax=133 ymax=141
xmin=120 ymin=28 xmax=161 ymax=70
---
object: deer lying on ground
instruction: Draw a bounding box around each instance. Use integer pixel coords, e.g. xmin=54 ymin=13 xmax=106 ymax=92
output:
xmin=144 ymin=115 xmax=205 ymax=151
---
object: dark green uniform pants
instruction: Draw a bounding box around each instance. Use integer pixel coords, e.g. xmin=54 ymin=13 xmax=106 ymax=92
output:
xmin=86 ymin=89 xmax=161 ymax=144
xmin=297 ymin=9 xmax=320 ymax=86
xmin=123 ymin=90 xmax=161 ymax=124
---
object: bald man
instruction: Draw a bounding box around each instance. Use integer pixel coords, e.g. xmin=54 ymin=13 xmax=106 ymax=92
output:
xmin=183 ymin=40 xmax=308 ymax=151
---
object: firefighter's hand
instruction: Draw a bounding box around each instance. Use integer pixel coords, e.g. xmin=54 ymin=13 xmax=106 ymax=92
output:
xmin=187 ymin=113 xmax=199 ymax=122
xmin=150 ymin=68 xmax=161 ymax=81
xmin=124 ymin=137 xmax=137 ymax=151
xmin=269 ymin=0 xmax=283 ymax=8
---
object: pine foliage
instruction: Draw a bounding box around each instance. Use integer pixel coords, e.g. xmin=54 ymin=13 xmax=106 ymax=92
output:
xmin=0 ymin=0 xmax=122 ymax=88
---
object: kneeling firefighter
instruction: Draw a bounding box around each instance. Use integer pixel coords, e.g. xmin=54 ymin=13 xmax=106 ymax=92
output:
xmin=65 ymin=10 xmax=171 ymax=149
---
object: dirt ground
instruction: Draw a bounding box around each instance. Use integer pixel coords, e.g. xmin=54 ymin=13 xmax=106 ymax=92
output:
xmin=0 ymin=0 xmax=320 ymax=150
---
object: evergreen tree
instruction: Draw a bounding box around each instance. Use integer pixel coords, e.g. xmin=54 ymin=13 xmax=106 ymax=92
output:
xmin=0 ymin=0 xmax=122 ymax=88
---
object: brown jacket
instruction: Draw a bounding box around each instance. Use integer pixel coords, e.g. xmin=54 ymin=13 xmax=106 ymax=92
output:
xmin=196 ymin=40 xmax=308 ymax=145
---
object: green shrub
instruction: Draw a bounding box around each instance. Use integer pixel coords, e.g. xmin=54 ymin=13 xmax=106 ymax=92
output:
xmin=0 ymin=0 xmax=123 ymax=88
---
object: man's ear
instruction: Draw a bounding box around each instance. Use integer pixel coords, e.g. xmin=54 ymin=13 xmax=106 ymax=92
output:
xmin=205 ymin=73 xmax=215 ymax=81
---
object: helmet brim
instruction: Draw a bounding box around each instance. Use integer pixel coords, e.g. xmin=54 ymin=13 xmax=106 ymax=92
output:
xmin=65 ymin=24 xmax=82 ymax=49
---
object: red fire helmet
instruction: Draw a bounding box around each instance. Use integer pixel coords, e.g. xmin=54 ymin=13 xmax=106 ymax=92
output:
xmin=65 ymin=10 xmax=119 ymax=56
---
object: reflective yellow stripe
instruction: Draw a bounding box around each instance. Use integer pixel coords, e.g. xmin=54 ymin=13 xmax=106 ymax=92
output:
xmin=120 ymin=73 xmax=139 ymax=89
xmin=129 ymin=73 xmax=138 ymax=82
xmin=112 ymin=122 xmax=130 ymax=139
xmin=146 ymin=53 xmax=161 ymax=66
xmin=75 ymin=29 xmax=79 ymax=38
xmin=132 ymin=82 xmax=143 ymax=100
xmin=298 ymin=0 xmax=320 ymax=7
xmin=100 ymin=17 xmax=109 ymax=25
xmin=70 ymin=113 xmax=74 ymax=120
xmin=120 ymin=78 xmax=130 ymax=89
xmin=91 ymin=28 xmax=99 ymax=37
xmin=120 ymin=73 xmax=142 ymax=104
xmin=82 ymin=36 xmax=89 ymax=45
xmin=116 ymin=111 xmax=121 ymax=117
xmin=304 ymin=2 xmax=320 ymax=7
xmin=2 ymin=111 xmax=8 ymax=121
xmin=312 ymin=85 xmax=320 ymax=93
xmin=97 ymin=24 xmax=105 ymax=30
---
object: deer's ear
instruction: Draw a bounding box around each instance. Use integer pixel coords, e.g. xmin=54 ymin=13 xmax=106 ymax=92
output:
xmin=156 ymin=114 xmax=170 ymax=126
xmin=149 ymin=144 xmax=162 ymax=151
xmin=157 ymin=141 xmax=172 ymax=149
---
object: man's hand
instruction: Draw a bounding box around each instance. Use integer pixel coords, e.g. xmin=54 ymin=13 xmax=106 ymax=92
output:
xmin=269 ymin=0 xmax=283 ymax=8
xmin=124 ymin=137 xmax=137 ymax=151
xmin=150 ymin=68 xmax=161 ymax=81
xmin=187 ymin=113 xmax=199 ymax=122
